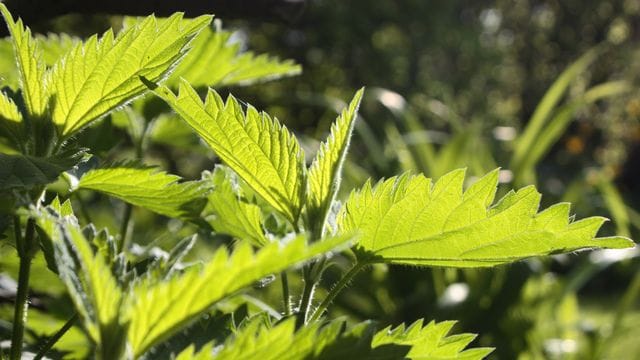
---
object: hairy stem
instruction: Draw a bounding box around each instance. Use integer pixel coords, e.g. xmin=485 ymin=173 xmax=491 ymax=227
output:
xmin=281 ymin=271 xmax=291 ymax=316
xmin=10 ymin=217 xmax=37 ymax=360
xmin=308 ymin=261 xmax=367 ymax=323
xmin=33 ymin=313 xmax=78 ymax=360
xmin=296 ymin=266 xmax=316 ymax=327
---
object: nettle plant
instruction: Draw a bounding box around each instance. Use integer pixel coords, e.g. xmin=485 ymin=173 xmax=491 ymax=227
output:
xmin=0 ymin=5 xmax=634 ymax=360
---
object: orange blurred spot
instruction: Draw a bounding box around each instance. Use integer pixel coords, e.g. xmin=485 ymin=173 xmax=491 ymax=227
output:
xmin=565 ymin=136 xmax=584 ymax=154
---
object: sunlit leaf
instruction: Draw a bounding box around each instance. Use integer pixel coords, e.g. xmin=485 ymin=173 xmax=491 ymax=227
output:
xmin=204 ymin=166 xmax=268 ymax=246
xmin=149 ymin=79 xmax=305 ymax=223
xmin=75 ymin=164 xmax=209 ymax=220
xmin=339 ymin=169 xmax=634 ymax=267
xmin=125 ymin=234 xmax=351 ymax=356
xmin=170 ymin=21 xmax=301 ymax=87
xmin=306 ymin=89 xmax=363 ymax=236
xmin=49 ymin=13 xmax=211 ymax=136
xmin=0 ymin=3 xmax=48 ymax=117
xmin=176 ymin=317 xmax=491 ymax=360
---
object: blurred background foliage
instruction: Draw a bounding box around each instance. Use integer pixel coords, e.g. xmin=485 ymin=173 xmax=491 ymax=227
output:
xmin=1 ymin=0 xmax=639 ymax=359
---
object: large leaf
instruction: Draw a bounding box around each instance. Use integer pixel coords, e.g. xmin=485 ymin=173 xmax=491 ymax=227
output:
xmin=49 ymin=13 xmax=211 ymax=137
xmin=204 ymin=166 xmax=268 ymax=246
xmin=150 ymin=79 xmax=306 ymax=223
xmin=169 ymin=21 xmax=301 ymax=87
xmin=0 ymin=3 xmax=48 ymax=117
xmin=0 ymin=150 xmax=84 ymax=190
xmin=176 ymin=318 xmax=491 ymax=360
xmin=339 ymin=169 xmax=634 ymax=267
xmin=75 ymin=164 xmax=209 ymax=220
xmin=306 ymin=89 xmax=363 ymax=236
xmin=35 ymin=208 xmax=127 ymax=359
xmin=125 ymin=234 xmax=351 ymax=356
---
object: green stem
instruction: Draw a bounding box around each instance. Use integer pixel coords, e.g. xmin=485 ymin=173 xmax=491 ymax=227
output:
xmin=308 ymin=261 xmax=367 ymax=323
xmin=119 ymin=203 xmax=133 ymax=253
xmin=10 ymin=218 xmax=37 ymax=360
xmin=281 ymin=271 xmax=291 ymax=316
xmin=296 ymin=266 xmax=316 ymax=327
xmin=33 ymin=313 xmax=78 ymax=360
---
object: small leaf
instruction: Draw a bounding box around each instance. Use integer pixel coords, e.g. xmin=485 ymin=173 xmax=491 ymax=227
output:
xmin=49 ymin=13 xmax=211 ymax=137
xmin=306 ymin=89 xmax=363 ymax=236
xmin=339 ymin=169 xmax=635 ymax=267
xmin=150 ymin=80 xmax=306 ymax=223
xmin=75 ymin=163 xmax=209 ymax=220
xmin=204 ymin=165 xmax=269 ymax=246
xmin=0 ymin=3 xmax=48 ymax=117
xmin=125 ymin=233 xmax=351 ymax=356
xmin=0 ymin=149 xmax=85 ymax=190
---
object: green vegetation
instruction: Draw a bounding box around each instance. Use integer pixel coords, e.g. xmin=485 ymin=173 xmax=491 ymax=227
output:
xmin=0 ymin=2 xmax=638 ymax=359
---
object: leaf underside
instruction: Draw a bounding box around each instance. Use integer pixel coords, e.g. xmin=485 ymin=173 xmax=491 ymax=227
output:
xmin=0 ymin=150 xmax=85 ymax=190
xmin=339 ymin=168 xmax=635 ymax=267
xmin=76 ymin=164 xmax=209 ymax=220
xmin=151 ymin=79 xmax=306 ymax=223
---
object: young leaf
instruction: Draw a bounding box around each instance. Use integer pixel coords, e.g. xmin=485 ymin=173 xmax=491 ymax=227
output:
xmin=0 ymin=3 xmax=48 ymax=117
xmin=49 ymin=13 xmax=211 ymax=137
xmin=35 ymin=208 xmax=128 ymax=358
xmin=0 ymin=149 xmax=85 ymax=190
xmin=339 ymin=169 xmax=635 ymax=267
xmin=204 ymin=166 xmax=269 ymax=246
xmin=75 ymin=164 xmax=209 ymax=220
xmin=176 ymin=317 xmax=491 ymax=360
xmin=306 ymin=89 xmax=363 ymax=236
xmin=169 ymin=21 xmax=301 ymax=87
xmin=125 ymin=234 xmax=351 ymax=356
xmin=150 ymin=79 xmax=306 ymax=223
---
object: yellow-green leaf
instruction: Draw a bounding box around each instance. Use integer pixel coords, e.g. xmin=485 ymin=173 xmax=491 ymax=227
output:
xmin=339 ymin=169 xmax=635 ymax=267
xmin=49 ymin=13 xmax=211 ymax=136
xmin=151 ymin=79 xmax=306 ymax=223
xmin=306 ymin=89 xmax=363 ymax=236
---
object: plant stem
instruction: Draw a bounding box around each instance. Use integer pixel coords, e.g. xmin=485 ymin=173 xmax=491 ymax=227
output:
xmin=33 ymin=313 xmax=78 ymax=360
xmin=308 ymin=261 xmax=367 ymax=323
xmin=296 ymin=266 xmax=314 ymax=327
xmin=281 ymin=271 xmax=291 ymax=316
xmin=10 ymin=218 xmax=37 ymax=360
xmin=119 ymin=203 xmax=133 ymax=253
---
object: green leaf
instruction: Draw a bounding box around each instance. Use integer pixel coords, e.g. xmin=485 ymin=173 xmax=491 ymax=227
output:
xmin=0 ymin=149 xmax=85 ymax=190
xmin=339 ymin=169 xmax=635 ymax=267
xmin=49 ymin=13 xmax=211 ymax=137
xmin=35 ymin=208 xmax=128 ymax=358
xmin=0 ymin=90 xmax=25 ymax=150
xmin=150 ymin=79 xmax=306 ymax=223
xmin=204 ymin=166 xmax=269 ymax=246
xmin=0 ymin=3 xmax=48 ymax=117
xmin=306 ymin=89 xmax=363 ymax=236
xmin=170 ymin=21 xmax=301 ymax=87
xmin=125 ymin=233 xmax=351 ymax=356
xmin=75 ymin=164 xmax=209 ymax=220
xmin=372 ymin=320 xmax=493 ymax=360
xmin=176 ymin=318 xmax=491 ymax=360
